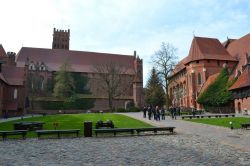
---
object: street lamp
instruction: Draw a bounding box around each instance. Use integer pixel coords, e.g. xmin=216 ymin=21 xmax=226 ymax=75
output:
xmin=229 ymin=121 xmax=233 ymax=130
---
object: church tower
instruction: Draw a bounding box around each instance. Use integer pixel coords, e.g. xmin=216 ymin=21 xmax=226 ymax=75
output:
xmin=52 ymin=28 xmax=70 ymax=50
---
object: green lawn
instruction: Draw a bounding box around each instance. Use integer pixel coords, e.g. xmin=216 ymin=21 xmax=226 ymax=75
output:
xmin=0 ymin=113 xmax=152 ymax=137
xmin=184 ymin=117 xmax=250 ymax=129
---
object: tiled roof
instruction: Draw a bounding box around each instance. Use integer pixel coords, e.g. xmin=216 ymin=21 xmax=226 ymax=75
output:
xmin=169 ymin=57 xmax=187 ymax=77
xmin=229 ymin=64 xmax=250 ymax=91
xmin=16 ymin=47 xmax=135 ymax=74
xmin=227 ymin=33 xmax=250 ymax=74
xmin=199 ymin=73 xmax=220 ymax=94
xmin=2 ymin=66 xmax=25 ymax=86
xmin=184 ymin=37 xmax=236 ymax=64
xmin=0 ymin=44 xmax=7 ymax=57
xmin=222 ymin=38 xmax=236 ymax=48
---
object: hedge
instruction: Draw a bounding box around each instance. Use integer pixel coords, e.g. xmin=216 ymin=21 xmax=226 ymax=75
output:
xmin=35 ymin=98 xmax=95 ymax=110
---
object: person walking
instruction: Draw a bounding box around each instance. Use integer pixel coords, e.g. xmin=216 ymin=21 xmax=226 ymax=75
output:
xmin=142 ymin=106 xmax=147 ymax=118
xmin=160 ymin=107 xmax=165 ymax=120
xmin=173 ymin=107 xmax=177 ymax=120
xmin=147 ymin=106 xmax=152 ymax=120
xmin=156 ymin=106 xmax=160 ymax=121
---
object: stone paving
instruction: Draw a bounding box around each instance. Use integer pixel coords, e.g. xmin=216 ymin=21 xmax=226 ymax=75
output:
xmin=0 ymin=113 xmax=249 ymax=166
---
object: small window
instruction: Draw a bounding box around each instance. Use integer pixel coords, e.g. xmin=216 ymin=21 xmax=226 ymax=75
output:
xmin=197 ymin=73 xmax=202 ymax=85
xmin=14 ymin=88 xmax=18 ymax=99
xmin=207 ymin=60 xmax=210 ymax=63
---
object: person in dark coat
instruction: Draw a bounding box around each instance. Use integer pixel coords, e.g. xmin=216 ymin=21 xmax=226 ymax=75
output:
xmin=156 ymin=106 xmax=160 ymax=121
xmin=169 ymin=107 xmax=174 ymax=119
xmin=147 ymin=106 xmax=152 ymax=120
xmin=173 ymin=107 xmax=177 ymax=120
xmin=160 ymin=107 xmax=165 ymax=120
xmin=142 ymin=106 xmax=147 ymax=118
xmin=152 ymin=106 xmax=156 ymax=120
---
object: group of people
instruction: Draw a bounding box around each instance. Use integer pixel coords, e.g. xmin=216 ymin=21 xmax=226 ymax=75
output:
xmin=142 ymin=106 xmax=165 ymax=121
xmin=142 ymin=106 xmax=182 ymax=120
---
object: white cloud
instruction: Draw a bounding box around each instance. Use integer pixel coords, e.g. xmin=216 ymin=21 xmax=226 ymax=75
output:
xmin=0 ymin=0 xmax=250 ymax=86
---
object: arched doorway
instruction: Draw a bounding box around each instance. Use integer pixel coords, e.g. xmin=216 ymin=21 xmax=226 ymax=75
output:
xmin=237 ymin=102 xmax=242 ymax=114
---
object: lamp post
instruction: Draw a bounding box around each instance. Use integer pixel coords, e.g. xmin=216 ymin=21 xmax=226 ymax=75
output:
xmin=229 ymin=121 xmax=233 ymax=130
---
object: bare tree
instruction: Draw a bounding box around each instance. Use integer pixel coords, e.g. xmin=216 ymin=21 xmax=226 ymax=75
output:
xmin=151 ymin=42 xmax=178 ymax=109
xmin=92 ymin=61 xmax=133 ymax=111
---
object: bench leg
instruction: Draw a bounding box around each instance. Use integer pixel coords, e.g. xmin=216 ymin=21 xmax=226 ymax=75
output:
xmin=114 ymin=132 xmax=116 ymax=136
xmin=57 ymin=132 xmax=60 ymax=139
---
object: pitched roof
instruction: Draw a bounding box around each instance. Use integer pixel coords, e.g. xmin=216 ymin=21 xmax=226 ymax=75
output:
xmin=2 ymin=66 xmax=25 ymax=86
xmin=229 ymin=64 xmax=250 ymax=91
xmin=16 ymin=47 xmax=135 ymax=74
xmin=184 ymin=37 xmax=236 ymax=64
xmin=227 ymin=33 xmax=250 ymax=73
xmin=199 ymin=73 xmax=220 ymax=94
xmin=169 ymin=57 xmax=187 ymax=77
xmin=222 ymin=38 xmax=236 ymax=48
xmin=0 ymin=44 xmax=7 ymax=57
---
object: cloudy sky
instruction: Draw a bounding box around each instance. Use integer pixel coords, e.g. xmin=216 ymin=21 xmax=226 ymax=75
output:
xmin=1 ymin=0 xmax=250 ymax=84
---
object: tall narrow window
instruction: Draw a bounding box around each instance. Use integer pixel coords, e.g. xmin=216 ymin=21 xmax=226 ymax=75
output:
xmin=14 ymin=88 xmax=18 ymax=99
xmin=197 ymin=73 xmax=202 ymax=85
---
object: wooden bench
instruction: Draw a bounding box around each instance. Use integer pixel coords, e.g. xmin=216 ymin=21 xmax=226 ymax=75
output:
xmin=14 ymin=122 xmax=45 ymax=131
xmin=135 ymin=127 xmax=175 ymax=134
xmin=241 ymin=123 xmax=250 ymax=129
xmin=95 ymin=120 xmax=114 ymax=129
xmin=94 ymin=128 xmax=134 ymax=136
xmin=94 ymin=127 xmax=176 ymax=137
xmin=36 ymin=129 xmax=80 ymax=138
xmin=182 ymin=114 xmax=235 ymax=119
xmin=0 ymin=130 xmax=27 ymax=140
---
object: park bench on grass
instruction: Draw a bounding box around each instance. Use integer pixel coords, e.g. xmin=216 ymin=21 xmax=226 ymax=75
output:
xmin=241 ymin=123 xmax=250 ymax=129
xmin=94 ymin=128 xmax=134 ymax=136
xmin=181 ymin=114 xmax=235 ymax=119
xmin=36 ymin=129 xmax=80 ymax=138
xmin=94 ymin=127 xmax=176 ymax=137
xmin=135 ymin=127 xmax=175 ymax=134
xmin=0 ymin=130 xmax=27 ymax=140
xmin=95 ymin=120 xmax=114 ymax=129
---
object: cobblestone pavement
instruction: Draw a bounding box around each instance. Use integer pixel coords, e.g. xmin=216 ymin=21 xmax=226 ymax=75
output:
xmin=0 ymin=113 xmax=249 ymax=166
xmin=0 ymin=134 xmax=249 ymax=166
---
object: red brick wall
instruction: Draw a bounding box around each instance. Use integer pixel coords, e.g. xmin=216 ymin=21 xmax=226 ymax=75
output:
xmin=234 ymin=98 xmax=250 ymax=115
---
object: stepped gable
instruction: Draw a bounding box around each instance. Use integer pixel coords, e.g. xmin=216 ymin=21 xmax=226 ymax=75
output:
xmin=0 ymin=44 xmax=7 ymax=57
xmin=2 ymin=66 xmax=25 ymax=86
xmin=184 ymin=37 xmax=236 ymax=65
xmin=16 ymin=47 xmax=135 ymax=74
xmin=229 ymin=64 xmax=250 ymax=91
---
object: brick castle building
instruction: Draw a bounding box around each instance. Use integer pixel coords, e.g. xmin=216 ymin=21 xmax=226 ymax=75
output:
xmin=169 ymin=34 xmax=250 ymax=114
xmin=15 ymin=28 xmax=143 ymax=112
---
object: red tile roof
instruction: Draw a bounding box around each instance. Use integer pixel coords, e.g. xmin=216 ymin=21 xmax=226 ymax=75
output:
xmin=2 ymin=66 xmax=25 ymax=86
xmin=229 ymin=64 xmax=250 ymax=90
xmin=199 ymin=73 xmax=220 ymax=94
xmin=227 ymin=33 xmax=250 ymax=74
xmin=169 ymin=57 xmax=187 ymax=77
xmin=0 ymin=44 xmax=7 ymax=57
xmin=16 ymin=47 xmax=135 ymax=74
xmin=184 ymin=37 xmax=236 ymax=64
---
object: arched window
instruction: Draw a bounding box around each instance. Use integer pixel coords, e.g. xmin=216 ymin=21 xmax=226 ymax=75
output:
xmin=14 ymin=88 xmax=18 ymax=99
xmin=197 ymin=73 xmax=202 ymax=85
